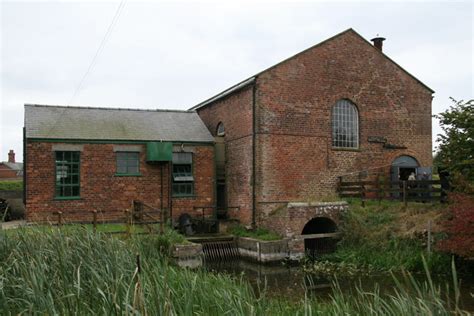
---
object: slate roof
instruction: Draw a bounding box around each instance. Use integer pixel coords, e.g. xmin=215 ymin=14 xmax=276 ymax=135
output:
xmin=24 ymin=104 xmax=214 ymax=143
xmin=2 ymin=162 xmax=23 ymax=171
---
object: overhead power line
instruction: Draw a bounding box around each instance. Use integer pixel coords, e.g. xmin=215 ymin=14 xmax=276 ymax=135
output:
xmin=68 ymin=0 xmax=126 ymax=104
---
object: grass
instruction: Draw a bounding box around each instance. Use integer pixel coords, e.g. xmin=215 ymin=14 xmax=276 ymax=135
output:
xmin=230 ymin=225 xmax=282 ymax=241
xmin=0 ymin=180 xmax=22 ymax=191
xmin=0 ymin=227 xmax=466 ymax=314
xmin=321 ymin=198 xmax=451 ymax=273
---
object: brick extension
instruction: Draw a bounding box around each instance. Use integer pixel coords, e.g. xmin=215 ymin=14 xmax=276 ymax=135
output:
xmin=25 ymin=143 xmax=214 ymax=223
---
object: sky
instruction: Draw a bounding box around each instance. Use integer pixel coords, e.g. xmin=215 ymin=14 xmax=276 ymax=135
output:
xmin=1 ymin=0 xmax=473 ymax=162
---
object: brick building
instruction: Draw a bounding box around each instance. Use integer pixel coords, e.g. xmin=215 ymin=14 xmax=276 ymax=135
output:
xmin=24 ymin=105 xmax=215 ymax=222
xmin=0 ymin=150 xmax=23 ymax=180
xmin=24 ymin=29 xmax=433 ymax=230
xmin=191 ymin=28 xmax=434 ymax=229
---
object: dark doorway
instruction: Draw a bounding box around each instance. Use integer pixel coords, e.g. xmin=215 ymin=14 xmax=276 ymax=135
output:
xmin=302 ymin=217 xmax=338 ymax=259
xmin=391 ymin=156 xmax=419 ymax=198
xmin=216 ymin=181 xmax=227 ymax=219
xmin=399 ymin=167 xmax=416 ymax=181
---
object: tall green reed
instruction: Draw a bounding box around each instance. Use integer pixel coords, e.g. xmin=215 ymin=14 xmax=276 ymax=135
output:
xmin=0 ymin=227 xmax=467 ymax=315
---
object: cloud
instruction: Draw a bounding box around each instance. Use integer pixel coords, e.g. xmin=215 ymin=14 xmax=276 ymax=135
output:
xmin=1 ymin=1 xmax=472 ymax=160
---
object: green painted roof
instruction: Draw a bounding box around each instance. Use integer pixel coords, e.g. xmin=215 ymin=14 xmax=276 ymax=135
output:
xmin=24 ymin=104 xmax=214 ymax=143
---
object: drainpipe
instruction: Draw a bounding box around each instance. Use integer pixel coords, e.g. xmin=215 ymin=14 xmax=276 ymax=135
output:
xmin=23 ymin=127 xmax=26 ymax=206
xmin=252 ymin=80 xmax=257 ymax=229
xmin=169 ymin=161 xmax=173 ymax=225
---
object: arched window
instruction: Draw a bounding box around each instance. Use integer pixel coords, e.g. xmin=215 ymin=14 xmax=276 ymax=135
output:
xmin=216 ymin=122 xmax=225 ymax=136
xmin=332 ymin=99 xmax=359 ymax=148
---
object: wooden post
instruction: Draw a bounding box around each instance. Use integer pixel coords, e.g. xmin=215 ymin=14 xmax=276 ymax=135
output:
xmin=359 ymin=173 xmax=365 ymax=208
xmin=427 ymin=220 xmax=432 ymax=255
xmin=375 ymin=174 xmax=380 ymax=205
xmin=136 ymin=253 xmax=141 ymax=274
xmin=160 ymin=208 xmax=164 ymax=235
xmin=337 ymin=176 xmax=342 ymax=195
xmin=57 ymin=211 xmax=63 ymax=226
xmin=403 ymin=181 xmax=407 ymax=208
xmin=125 ymin=209 xmax=131 ymax=237
xmin=92 ymin=210 xmax=97 ymax=233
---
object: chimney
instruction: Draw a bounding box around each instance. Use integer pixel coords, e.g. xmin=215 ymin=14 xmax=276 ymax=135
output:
xmin=8 ymin=150 xmax=15 ymax=163
xmin=371 ymin=35 xmax=386 ymax=52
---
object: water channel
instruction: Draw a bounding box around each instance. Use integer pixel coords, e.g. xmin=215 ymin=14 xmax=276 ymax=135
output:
xmin=204 ymin=260 xmax=474 ymax=312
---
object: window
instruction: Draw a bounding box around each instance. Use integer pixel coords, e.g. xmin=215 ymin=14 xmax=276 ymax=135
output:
xmin=55 ymin=151 xmax=80 ymax=198
xmin=216 ymin=122 xmax=225 ymax=136
xmin=172 ymin=152 xmax=194 ymax=197
xmin=332 ymin=99 xmax=359 ymax=148
xmin=116 ymin=152 xmax=140 ymax=175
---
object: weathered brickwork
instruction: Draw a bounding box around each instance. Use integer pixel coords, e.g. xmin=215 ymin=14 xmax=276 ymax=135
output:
xmin=259 ymin=202 xmax=348 ymax=237
xmin=196 ymin=86 xmax=254 ymax=224
xmin=25 ymin=142 xmax=214 ymax=223
xmin=196 ymin=29 xmax=433 ymax=228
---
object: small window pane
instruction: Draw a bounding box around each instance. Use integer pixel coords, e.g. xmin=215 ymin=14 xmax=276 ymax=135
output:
xmin=172 ymin=154 xmax=194 ymax=197
xmin=55 ymin=151 xmax=80 ymax=197
xmin=217 ymin=122 xmax=225 ymax=136
xmin=116 ymin=152 xmax=140 ymax=174
xmin=332 ymin=99 xmax=359 ymax=148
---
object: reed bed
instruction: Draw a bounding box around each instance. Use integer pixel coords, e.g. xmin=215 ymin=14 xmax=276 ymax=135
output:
xmin=0 ymin=227 xmax=467 ymax=315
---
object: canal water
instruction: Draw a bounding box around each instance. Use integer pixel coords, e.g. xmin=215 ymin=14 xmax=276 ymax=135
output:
xmin=204 ymin=260 xmax=474 ymax=312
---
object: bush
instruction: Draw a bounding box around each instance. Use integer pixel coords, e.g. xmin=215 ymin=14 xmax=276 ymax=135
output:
xmin=0 ymin=181 xmax=23 ymax=191
xmin=437 ymin=193 xmax=474 ymax=258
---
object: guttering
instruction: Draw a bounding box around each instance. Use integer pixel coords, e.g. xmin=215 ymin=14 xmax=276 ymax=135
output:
xmin=190 ymin=77 xmax=256 ymax=111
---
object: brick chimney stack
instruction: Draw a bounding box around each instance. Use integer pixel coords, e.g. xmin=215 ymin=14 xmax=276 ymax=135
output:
xmin=8 ymin=150 xmax=15 ymax=163
xmin=371 ymin=35 xmax=386 ymax=52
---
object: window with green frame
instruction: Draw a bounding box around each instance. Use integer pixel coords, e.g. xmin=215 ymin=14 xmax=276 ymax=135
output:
xmin=116 ymin=152 xmax=140 ymax=175
xmin=55 ymin=151 xmax=80 ymax=198
xmin=172 ymin=152 xmax=194 ymax=197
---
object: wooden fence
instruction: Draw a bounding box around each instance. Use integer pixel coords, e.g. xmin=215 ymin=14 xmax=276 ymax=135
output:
xmin=337 ymin=178 xmax=446 ymax=205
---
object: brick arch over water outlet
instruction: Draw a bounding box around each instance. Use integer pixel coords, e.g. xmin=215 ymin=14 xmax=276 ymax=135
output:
xmin=301 ymin=217 xmax=338 ymax=235
xmin=301 ymin=216 xmax=339 ymax=257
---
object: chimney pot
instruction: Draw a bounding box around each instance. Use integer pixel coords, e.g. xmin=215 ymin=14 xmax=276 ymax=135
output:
xmin=8 ymin=150 xmax=15 ymax=163
xmin=371 ymin=36 xmax=386 ymax=52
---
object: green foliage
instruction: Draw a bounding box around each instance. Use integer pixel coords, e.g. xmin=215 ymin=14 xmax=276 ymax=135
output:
xmin=230 ymin=225 xmax=282 ymax=241
xmin=434 ymin=98 xmax=474 ymax=182
xmin=0 ymin=228 xmax=463 ymax=314
xmin=327 ymin=199 xmax=451 ymax=274
xmin=0 ymin=181 xmax=22 ymax=191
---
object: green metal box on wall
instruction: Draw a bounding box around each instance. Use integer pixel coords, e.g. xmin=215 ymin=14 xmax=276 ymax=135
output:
xmin=146 ymin=142 xmax=173 ymax=162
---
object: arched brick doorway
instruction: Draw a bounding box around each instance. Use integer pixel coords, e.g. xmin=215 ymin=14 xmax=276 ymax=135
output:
xmin=302 ymin=217 xmax=338 ymax=258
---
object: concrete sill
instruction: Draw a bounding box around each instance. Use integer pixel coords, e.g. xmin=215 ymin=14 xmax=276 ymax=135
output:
xmin=331 ymin=147 xmax=361 ymax=152
xmin=172 ymin=195 xmax=196 ymax=199
xmin=54 ymin=197 xmax=82 ymax=201
xmin=114 ymin=173 xmax=142 ymax=177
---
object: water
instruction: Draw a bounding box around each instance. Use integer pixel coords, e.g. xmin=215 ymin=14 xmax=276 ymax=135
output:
xmin=204 ymin=260 xmax=474 ymax=312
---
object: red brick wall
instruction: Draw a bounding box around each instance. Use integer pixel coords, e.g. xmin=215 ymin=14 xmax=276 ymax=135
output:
xmin=25 ymin=142 xmax=214 ymax=223
xmin=196 ymin=86 xmax=254 ymax=224
xmin=254 ymin=30 xmax=433 ymax=222
xmin=0 ymin=164 xmax=20 ymax=180
xmin=196 ymin=30 xmax=433 ymax=227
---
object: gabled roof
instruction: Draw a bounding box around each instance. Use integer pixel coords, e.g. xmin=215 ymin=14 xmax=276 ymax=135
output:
xmin=1 ymin=162 xmax=23 ymax=171
xmin=24 ymin=104 xmax=214 ymax=143
xmin=190 ymin=28 xmax=434 ymax=111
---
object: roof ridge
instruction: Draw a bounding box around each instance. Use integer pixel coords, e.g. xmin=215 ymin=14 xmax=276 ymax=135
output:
xmin=190 ymin=27 xmax=434 ymax=111
xmin=190 ymin=28 xmax=355 ymax=110
xmin=24 ymin=104 xmax=194 ymax=113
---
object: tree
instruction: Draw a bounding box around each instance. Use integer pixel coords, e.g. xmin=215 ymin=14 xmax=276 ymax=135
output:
xmin=434 ymin=98 xmax=474 ymax=183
